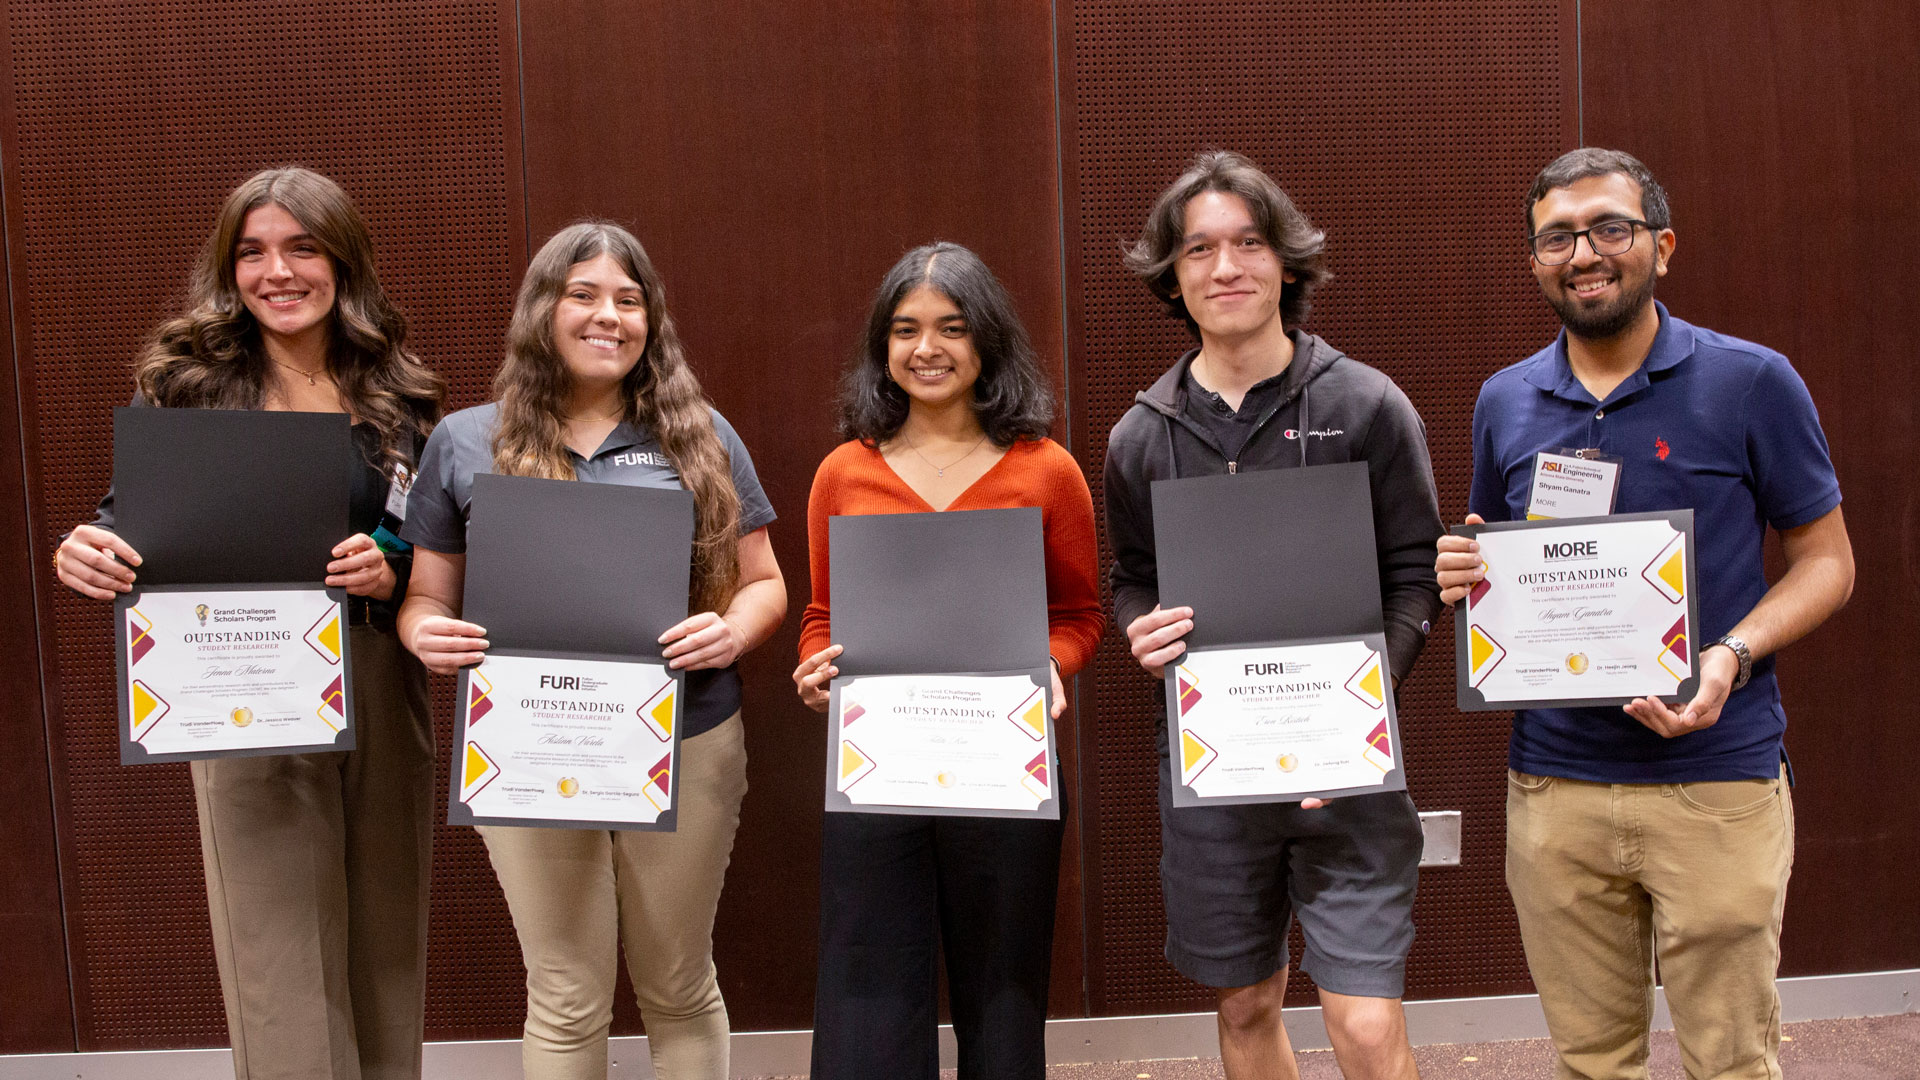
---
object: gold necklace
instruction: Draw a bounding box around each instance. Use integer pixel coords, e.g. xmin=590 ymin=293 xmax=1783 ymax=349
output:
xmin=563 ymin=411 xmax=622 ymax=423
xmin=272 ymin=358 xmax=327 ymax=386
xmin=902 ymin=429 xmax=988 ymax=477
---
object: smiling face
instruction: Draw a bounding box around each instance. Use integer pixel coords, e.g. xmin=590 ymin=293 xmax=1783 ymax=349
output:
xmin=1171 ymin=190 xmax=1296 ymax=346
xmin=1528 ymin=172 xmax=1674 ymax=341
xmin=232 ymin=203 xmax=337 ymax=350
xmin=886 ymin=284 xmax=982 ymax=414
xmin=551 ymin=252 xmax=649 ymax=393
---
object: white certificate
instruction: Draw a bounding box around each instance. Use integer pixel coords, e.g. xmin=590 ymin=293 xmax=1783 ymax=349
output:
xmin=1457 ymin=511 xmax=1700 ymax=710
xmin=451 ymin=652 xmax=682 ymax=830
xmin=826 ymin=672 xmax=1057 ymax=819
xmin=116 ymin=585 xmax=354 ymax=763
xmin=1167 ymin=636 xmax=1404 ymax=806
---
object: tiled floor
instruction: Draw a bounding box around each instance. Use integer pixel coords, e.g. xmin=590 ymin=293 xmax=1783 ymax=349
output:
xmin=753 ymin=1012 xmax=1920 ymax=1079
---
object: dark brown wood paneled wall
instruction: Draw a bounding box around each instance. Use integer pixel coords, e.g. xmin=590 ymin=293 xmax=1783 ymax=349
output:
xmin=0 ymin=0 xmax=74 ymax=1052
xmin=1582 ymin=0 xmax=1920 ymax=977
xmin=1060 ymin=0 xmax=1578 ymax=1014
xmin=512 ymin=0 xmax=1077 ymax=1031
xmin=0 ymin=0 xmax=526 ymax=1051
xmin=2 ymin=0 xmax=1912 ymax=1058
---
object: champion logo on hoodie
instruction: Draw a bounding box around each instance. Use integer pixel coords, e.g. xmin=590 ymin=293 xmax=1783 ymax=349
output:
xmin=1283 ymin=428 xmax=1346 ymax=441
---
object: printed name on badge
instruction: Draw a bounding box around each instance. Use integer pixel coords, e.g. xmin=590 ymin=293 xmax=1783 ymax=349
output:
xmin=1527 ymin=449 xmax=1621 ymax=519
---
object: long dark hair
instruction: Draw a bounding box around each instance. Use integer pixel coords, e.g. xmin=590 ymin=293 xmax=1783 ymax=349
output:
xmin=839 ymin=242 xmax=1054 ymax=447
xmin=133 ymin=167 xmax=444 ymax=473
xmin=491 ymin=222 xmax=742 ymax=616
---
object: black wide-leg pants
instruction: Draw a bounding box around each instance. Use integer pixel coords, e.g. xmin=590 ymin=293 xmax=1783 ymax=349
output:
xmin=809 ymin=809 xmax=1065 ymax=1080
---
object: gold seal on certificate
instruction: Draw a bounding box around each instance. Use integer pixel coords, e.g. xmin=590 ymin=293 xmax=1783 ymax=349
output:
xmin=116 ymin=585 xmax=354 ymax=763
xmin=451 ymin=653 xmax=682 ymax=831
xmin=1168 ymin=635 xmax=1403 ymax=806
xmin=828 ymin=673 xmax=1055 ymax=817
xmin=1455 ymin=510 xmax=1700 ymax=710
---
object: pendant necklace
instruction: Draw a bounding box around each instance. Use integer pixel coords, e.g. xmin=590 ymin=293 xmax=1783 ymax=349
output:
xmin=903 ymin=429 xmax=988 ymax=477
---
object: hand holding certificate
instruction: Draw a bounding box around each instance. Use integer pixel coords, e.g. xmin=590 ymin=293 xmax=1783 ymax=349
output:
xmin=449 ymin=474 xmax=693 ymax=831
xmin=824 ymin=508 xmax=1057 ymax=819
xmin=1152 ymin=463 xmax=1406 ymax=805
xmin=112 ymin=407 xmax=357 ymax=763
xmin=1454 ymin=511 xmax=1699 ymax=710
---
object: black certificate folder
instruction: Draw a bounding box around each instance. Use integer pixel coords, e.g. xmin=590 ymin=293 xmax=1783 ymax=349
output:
xmin=829 ymin=507 xmax=1050 ymax=675
xmin=462 ymin=473 xmax=695 ymax=659
xmin=826 ymin=508 xmax=1056 ymax=821
xmin=1151 ymin=461 xmax=1383 ymax=649
xmin=114 ymin=406 xmax=351 ymax=585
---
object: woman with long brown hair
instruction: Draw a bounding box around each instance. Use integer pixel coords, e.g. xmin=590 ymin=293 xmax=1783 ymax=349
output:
xmin=53 ymin=166 xmax=446 ymax=1079
xmin=398 ymin=222 xmax=785 ymax=1080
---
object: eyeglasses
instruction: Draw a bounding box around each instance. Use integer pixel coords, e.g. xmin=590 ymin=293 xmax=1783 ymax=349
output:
xmin=1528 ymin=219 xmax=1651 ymax=264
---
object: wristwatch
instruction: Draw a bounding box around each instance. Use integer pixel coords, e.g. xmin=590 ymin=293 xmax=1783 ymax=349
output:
xmin=1711 ymin=634 xmax=1752 ymax=692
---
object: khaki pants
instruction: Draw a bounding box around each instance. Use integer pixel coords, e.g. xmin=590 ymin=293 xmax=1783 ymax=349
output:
xmin=1506 ymin=767 xmax=1795 ymax=1080
xmin=193 ymin=626 xmax=436 ymax=1080
xmin=480 ymin=712 xmax=748 ymax=1080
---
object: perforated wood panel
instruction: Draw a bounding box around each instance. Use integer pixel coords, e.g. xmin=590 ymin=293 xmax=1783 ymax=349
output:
xmin=513 ymin=0 xmax=1074 ymax=1030
xmin=1582 ymin=0 xmax=1920 ymax=978
xmin=5 ymin=0 xmax=525 ymax=1047
xmin=1061 ymin=0 xmax=1575 ymax=1013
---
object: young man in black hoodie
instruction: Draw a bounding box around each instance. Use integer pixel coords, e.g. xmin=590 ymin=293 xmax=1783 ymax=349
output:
xmin=1105 ymin=151 xmax=1443 ymax=1080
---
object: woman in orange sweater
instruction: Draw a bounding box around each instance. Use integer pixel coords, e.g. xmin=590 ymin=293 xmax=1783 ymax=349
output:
xmin=793 ymin=242 xmax=1103 ymax=1079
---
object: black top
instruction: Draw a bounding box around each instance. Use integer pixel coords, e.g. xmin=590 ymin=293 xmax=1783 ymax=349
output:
xmin=1182 ymin=364 xmax=1295 ymax=463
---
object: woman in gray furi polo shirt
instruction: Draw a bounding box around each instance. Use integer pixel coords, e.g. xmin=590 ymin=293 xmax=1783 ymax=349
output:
xmin=397 ymin=222 xmax=787 ymax=1080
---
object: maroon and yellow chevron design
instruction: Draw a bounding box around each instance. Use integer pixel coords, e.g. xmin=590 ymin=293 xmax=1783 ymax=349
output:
xmin=459 ymin=741 xmax=500 ymax=801
xmin=467 ymin=671 xmax=494 ymax=724
xmin=641 ymin=751 xmax=673 ymax=812
xmin=1655 ymin=612 xmax=1692 ymax=681
xmin=1008 ymin=686 xmax=1047 ymax=741
xmin=1468 ymin=561 xmax=1492 ymax=607
xmin=1664 ymin=613 xmax=1688 ymax=661
xmin=1344 ymin=650 xmax=1386 ymax=709
xmin=316 ymin=674 xmax=345 ymax=730
xmin=127 ymin=608 xmax=156 ymax=665
xmin=1176 ymin=666 xmax=1203 ymax=716
xmin=640 ymin=680 xmax=675 ymax=741
xmin=129 ymin=678 xmax=169 ymax=739
xmin=303 ymin=605 xmax=343 ymax=665
xmin=1022 ymin=750 xmax=1050 ymax=801
xmin=1641 ymin=531 xmax=1687 ymax=603
xmin=1363 ymin=718 xmax=1394 ymax=773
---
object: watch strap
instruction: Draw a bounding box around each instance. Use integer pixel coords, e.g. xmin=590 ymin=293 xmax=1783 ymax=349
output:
xmin=1712 ymin=634 xmax=1753 ymax=692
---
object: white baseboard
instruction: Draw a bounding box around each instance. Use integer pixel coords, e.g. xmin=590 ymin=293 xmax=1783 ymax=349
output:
xmin=3 ymin=967 xmax=1912 ymax=1079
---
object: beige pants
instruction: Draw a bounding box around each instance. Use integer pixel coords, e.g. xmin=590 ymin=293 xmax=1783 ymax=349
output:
xmin=480 ymin=712 xmax=748 ymax=1080
xmin=1506 ymin=767 xmax=1795 ymax=1080
xmin=193 ymin=626 xmax=436 ymax=1080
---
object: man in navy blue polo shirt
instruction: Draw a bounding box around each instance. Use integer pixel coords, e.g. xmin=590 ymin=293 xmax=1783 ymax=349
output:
xmin=1436 ymin=148 xmax=1855 ymax=1079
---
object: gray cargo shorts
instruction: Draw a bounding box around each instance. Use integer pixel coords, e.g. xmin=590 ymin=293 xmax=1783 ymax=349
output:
xmin=1156 ymin=721 xmax=1423 ymax=996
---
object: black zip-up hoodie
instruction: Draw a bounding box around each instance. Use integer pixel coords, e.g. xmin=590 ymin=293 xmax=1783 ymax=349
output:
xmin=1103 ymin=333 xmax=1444 ymax=686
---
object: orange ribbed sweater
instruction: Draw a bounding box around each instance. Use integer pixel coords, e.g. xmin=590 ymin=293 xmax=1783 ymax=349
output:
xmin=798 ymin=437 xmax=1105 ymax=676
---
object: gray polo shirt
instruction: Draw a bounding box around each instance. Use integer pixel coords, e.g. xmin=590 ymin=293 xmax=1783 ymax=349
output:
xmin=403 ymin=401 xmax=776 ymax=738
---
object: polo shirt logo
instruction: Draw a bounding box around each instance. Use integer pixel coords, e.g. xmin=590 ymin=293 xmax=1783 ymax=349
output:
xmin=613 ymin=451 xmax=670 ymax=468
xmin=1655 ymin=436 xmax=1671 ymax=461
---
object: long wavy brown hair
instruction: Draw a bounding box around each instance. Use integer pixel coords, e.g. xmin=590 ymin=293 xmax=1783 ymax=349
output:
xmin=133 ymin=167 xmax=445 ymax=473
xmin=491 ymin=222 xmax=742 ymax=615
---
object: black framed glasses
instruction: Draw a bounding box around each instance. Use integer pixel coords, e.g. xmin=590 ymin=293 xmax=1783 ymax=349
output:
xmin=1528 ymin=219 xmax=1651 ymax=264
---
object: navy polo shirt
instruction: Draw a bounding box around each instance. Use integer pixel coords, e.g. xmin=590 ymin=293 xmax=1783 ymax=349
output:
xmin=1468 ymin=303 xmax=1841 ymax=782
xmin=403 ymin=402 xmax=777 ymax=739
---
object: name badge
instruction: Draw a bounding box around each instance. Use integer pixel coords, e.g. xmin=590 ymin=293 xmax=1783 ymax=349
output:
xmin=385 ymin=464 xmax=415 ymax=522
xmin=1526 ymin=449 xmax=1621 ymax=519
